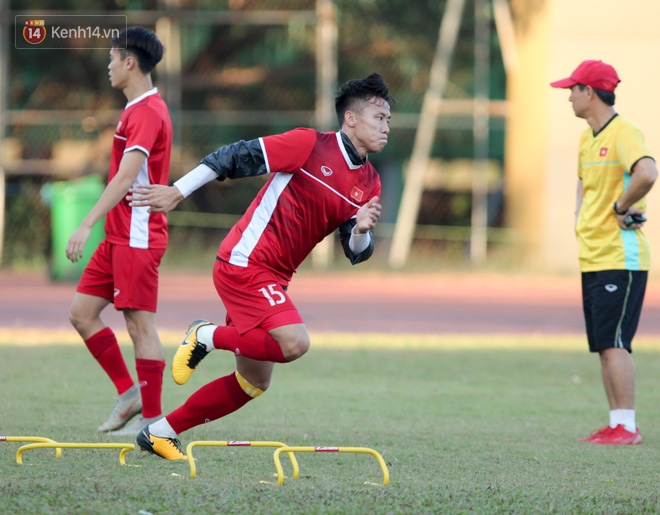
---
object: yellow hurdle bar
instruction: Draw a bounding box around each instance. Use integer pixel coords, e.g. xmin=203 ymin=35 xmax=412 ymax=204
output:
xmin=185 ymin=440 xmax=300 ymax=479
xmin=1 ymin=436 xmax=63 ymax=458
xmin=273 ymin=446 xmax=390 ymax=486
xmin=16 ymin=443 xmax=135 ymax=465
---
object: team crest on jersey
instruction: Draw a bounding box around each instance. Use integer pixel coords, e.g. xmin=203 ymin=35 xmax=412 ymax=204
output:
xmin=600 ymin=147 xmax=608 ymax=157
xmin=351 ymin=186 xmax=364 ymax=202
xmin=321 ymin=166 xmax=333 ymax=176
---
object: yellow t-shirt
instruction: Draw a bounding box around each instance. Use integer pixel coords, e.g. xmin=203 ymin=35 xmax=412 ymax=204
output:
xmin=576 ymin=115 xmax=653 ymax=272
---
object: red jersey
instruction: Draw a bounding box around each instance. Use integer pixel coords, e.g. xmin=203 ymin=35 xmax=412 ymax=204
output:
xmin=105 ymin=88 xmax=172 ymax=249
xmin=217 ymin=128 xmax=381 ymax=283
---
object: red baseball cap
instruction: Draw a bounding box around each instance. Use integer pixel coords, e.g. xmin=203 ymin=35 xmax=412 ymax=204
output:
xmin=550 ymin=60 xmax=621 ymax=92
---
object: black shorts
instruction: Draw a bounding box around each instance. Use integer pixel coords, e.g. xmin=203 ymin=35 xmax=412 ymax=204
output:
xmin=581 ymin=270 xmax=647 ymax=353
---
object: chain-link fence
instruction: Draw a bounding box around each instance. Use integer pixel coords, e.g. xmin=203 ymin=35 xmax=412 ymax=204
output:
xmin=2 ymin=0 xmax=511 ymax=273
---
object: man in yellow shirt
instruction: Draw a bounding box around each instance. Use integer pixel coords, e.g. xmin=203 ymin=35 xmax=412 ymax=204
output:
xmin=551 ymin=60 xmax=657 ymax=445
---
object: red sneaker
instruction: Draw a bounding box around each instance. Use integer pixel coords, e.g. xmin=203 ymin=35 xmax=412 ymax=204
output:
xmin=577 ymin=425 xmax=613 ymax=442
xmin=592 ymin=424 xmax=641 ymax=445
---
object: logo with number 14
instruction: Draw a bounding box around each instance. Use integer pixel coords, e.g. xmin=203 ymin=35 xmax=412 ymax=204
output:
xmin=24 ymin=20 xmax=46 ymax=44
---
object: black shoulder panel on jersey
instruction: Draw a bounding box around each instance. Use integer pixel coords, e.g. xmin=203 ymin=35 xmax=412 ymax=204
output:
xmin=200 ymin=139 xmax=267 ymax=181
xmin=338 ymin=218 xmax=374 ymax=265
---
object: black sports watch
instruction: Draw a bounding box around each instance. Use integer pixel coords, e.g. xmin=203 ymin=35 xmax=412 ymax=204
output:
xmin=613 ymin=202 xmax=628 ymax=215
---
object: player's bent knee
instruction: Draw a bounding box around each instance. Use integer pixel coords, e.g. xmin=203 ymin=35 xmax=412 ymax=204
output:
xmin=281 ymin=337 xmax=310 ymax=361
xmin=252 ymin=377 xmax=271 ymax=391
xmin=235 ymin=368 xmax=272 ymax=392
xmin=125 ymin=319 xmax=145 ymax=343
xmin=69 ymin=309 xmax=87 ymax=332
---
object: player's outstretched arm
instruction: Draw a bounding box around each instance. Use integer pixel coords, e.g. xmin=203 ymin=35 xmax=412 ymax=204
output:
xmin=129 ymin=138 xmax=272 ymax=213
xmin=128 ymin=163 xmax=220 ymax=213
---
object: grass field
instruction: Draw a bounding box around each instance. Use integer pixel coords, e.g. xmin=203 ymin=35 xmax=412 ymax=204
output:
xmin=2 ymin=333 xmax=660 ymax=514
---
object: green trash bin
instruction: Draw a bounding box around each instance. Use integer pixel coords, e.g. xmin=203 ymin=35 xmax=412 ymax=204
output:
xmin=49 ymin=175 xmax=106 ymax=281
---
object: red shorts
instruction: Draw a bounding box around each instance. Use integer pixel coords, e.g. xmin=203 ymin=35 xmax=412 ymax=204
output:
xmin=213 ymin=259 xmax=303 ymax=334
xmin=77 ymin=240 xmax=165 ymax=312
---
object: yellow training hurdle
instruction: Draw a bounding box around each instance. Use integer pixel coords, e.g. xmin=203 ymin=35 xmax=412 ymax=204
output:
xmin=15 ymin=442 xmax=135 ymax=465
xmin=4 ymin=436 xmax=388 ymax=486
xmin=185 ymin=440 xmax=300 ymax=479
xmin=273 ymin=446 xmax=390 ymax=486
xmin=1 ymin=436 xmax=63 ymax=458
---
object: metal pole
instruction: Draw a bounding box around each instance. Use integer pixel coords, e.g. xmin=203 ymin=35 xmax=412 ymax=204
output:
xmin=315 ymin=0 xmax=337 ymax=132
xmin=312 ymin=0 xmax=337 ymax=270
xmin=389 ymin=0 xmax=466 ymax=269
xmin=0 ymin=0 xmax=8 ymax=263
xmin=470 ymin=0 xmax=491 ymax=264
xmin=492 ymin=0 xmax=518 ymax=74
xmin=155 ymin=15 xmax=182 ymax=170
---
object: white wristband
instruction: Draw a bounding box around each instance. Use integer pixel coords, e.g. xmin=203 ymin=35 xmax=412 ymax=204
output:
xmin=173 ymin=164 xmax=218 ymax=199
xmin=349 ymin=226 xmax=371 ymax=254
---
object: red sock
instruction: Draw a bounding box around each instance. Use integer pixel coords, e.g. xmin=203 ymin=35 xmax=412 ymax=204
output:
xmin=212 ymin=326 xmax=286 ymax=362
xmin=84 ymin=327 xmax=134 ymax=395
xmin=167 ymin=373 xmax=253 ymax=434
xmin=135 ymin=359 xmax=165 ymax=419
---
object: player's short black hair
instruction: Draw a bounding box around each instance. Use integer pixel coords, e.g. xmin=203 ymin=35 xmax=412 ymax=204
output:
xmin=112 ymin=27 xmax=164 ymax=73
xmin=335 ymin=72 xmax=397 ymax=128
xmin=578 ymin=83 xmax=615 ymax=106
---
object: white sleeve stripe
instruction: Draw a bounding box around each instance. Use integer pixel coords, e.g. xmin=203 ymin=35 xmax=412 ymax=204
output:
xmin=114 ymin=134 xmax=128 ymax=141
xmin=125 ymin=144 xmax=150 ymax=157
xmin=258 ymin=137 xmax=271 ymax=173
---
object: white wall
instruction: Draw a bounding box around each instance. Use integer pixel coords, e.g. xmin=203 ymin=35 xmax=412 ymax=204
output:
xmin=507 ymin=0 xmax=660 ymax=273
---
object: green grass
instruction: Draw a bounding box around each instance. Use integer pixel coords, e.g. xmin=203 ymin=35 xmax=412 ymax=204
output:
xmin=2 ymin=334 xmax=660 ymax=514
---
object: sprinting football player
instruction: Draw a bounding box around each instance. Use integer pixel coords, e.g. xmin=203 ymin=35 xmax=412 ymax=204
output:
xmin=127 ymin=72 xmax=395 ymax=459
xmin=551 ymin=60 xmax=657 ymax=445
xmin=66 ymin=27 xmax=172 ymax=435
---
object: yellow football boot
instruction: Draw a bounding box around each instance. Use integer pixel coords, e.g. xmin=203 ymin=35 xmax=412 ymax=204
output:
xmin=172 ymin=319 xmax=213 ymax=385
xmin=137 ymin=427 xmax=187 ymax=460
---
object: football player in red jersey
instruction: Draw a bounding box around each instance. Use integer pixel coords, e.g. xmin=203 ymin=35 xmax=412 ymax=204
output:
xmin=128 ymin=73 xmax=395 ymax=460
xmin=66 ymin=27 xmax=172 ymax=435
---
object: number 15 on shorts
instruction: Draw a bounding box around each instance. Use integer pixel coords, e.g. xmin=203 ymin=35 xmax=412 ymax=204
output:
xmin=259 ymin=284 xmax=286 ymax=307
